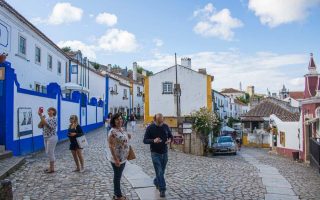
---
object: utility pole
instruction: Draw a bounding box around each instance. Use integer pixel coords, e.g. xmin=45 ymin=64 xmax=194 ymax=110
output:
xmin=174 ymin=53 xmax=181 ymax=117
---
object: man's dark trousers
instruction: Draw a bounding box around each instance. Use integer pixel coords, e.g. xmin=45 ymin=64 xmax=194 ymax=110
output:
xmin=151 ymin=152 xmax=168 ymax=191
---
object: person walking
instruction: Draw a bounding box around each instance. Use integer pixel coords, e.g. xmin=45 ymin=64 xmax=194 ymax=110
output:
xmin=143 ymin=113 xmax=173 ymax=198
xmin=123 ymin=112 xmax=128 ymax=131
xmin=105 ymin=113 xmax=113 ymax=136
xmin=68 ymin=115 xmax=85 ymax=172
xmin=108 ymin=113 xmax=131 ymax=200
xmin=129 ymin=113 xmax=136 ymax=132
xmin=38 ymin=107 xmax=58 ymax=173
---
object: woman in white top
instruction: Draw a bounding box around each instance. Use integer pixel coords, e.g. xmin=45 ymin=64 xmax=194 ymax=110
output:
xmin=108 ymin=113 xmax=131 ymax=200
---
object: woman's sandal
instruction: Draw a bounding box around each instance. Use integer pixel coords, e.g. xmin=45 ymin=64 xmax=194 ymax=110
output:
xmin=73 ymin=169 xmax=80 ymax=172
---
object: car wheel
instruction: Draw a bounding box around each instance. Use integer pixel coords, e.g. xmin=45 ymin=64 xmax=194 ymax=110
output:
xmin=233 ymin=152 xmax=237 ymax=155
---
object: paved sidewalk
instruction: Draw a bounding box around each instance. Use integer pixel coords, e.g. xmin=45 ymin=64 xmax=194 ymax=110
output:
xmin=8 ymin=127 xmax=139 ymax=200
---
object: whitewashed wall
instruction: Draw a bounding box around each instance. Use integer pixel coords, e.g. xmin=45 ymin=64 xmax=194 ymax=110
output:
xmin=0 ymin=8 xmax=68 ymax=90
xmin=87 ymin=105 xmax=96 ymax=125
xmin=270 ymin=114 xmax=300 ymax=150
xmin=88 ymin=71 xmax=105 ymax=100
xmin=132 ymin=83 xmax=144 ymax=115
xmin=13 ymin=84 xmax=57 ymax=140
xmin=97 ymin=107 xmax=103 ymax=123
xmin=149 ymin=67 xmax=176 ymax=116
xmin=108 ymin=77 xmax=130 ymax=114
xmin=149 ymin=66 xmax=207 ymax=117
xmin=60 ymin=100 xmax=79 ymax=130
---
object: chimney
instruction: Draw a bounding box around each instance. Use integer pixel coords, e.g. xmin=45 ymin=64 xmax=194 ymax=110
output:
xmin=107 ymin=64 xmax=112 ymax=72
xmin=181 ymin=57 xmax=191 ymax=68
xmin=198 ymin=68 xmax=207 ymax=75
xmin=133 ymin=62 xmax=138 ymax=81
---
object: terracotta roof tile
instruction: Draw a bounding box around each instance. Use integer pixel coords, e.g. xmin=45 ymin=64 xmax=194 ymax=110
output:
xmin=241 ymin=99 xmax=300 ymax=122
xmin=289 ymin=91 xmax=304 ymax=100
xmin=221 ymin=88 xmax=244 ymax=94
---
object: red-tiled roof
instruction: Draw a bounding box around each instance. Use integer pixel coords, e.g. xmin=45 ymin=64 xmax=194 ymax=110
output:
xmin=221 ymin=88 xmax=244 ymax=94
xmin=234 ymin=99 xmax=248 ymax=106
xmin=289 ymin=91 xmax=304 ymax=100
xmin=241 ymin=99 xmax=300 ymax=122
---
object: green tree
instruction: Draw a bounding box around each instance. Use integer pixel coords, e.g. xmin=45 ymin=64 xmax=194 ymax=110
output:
xmin=61 ymin=46 xmax=71 ymax=53
xmin=92 ymin=62 xmax=100 ymax=70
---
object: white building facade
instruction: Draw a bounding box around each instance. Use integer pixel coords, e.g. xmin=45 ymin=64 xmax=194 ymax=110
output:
xmin=144 ymin=58 xmax=213 ymax=126
xmin=107 ymin=72 xmax=131 ymax=115
xmin=0 ymin=1 xmax=69 ymax=91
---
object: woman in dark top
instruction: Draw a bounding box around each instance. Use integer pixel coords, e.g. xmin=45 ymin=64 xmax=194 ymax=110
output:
xmin=68 ymin=115 xmax=85 ymax=172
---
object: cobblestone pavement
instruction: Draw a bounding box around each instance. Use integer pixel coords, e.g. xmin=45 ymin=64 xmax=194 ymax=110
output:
xmin=130 ymin=125 xmax=265 ymax=200
xmin=130 ymin=124 xmax=320 ymax=200
xmin=8 ymin=128 xmax=139 ymax=200
xmin=7 ymin=124 xmax=320 ymax=200
xmin=243 ymin=148 xmax=320 ymax=200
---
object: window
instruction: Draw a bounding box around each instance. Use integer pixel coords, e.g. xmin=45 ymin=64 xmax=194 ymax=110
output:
xmin=316 ymin=107 xmax=320 ymax=118
xmin=35 ymin=83 xmax=41 ymax=92
xmin=35 ymin=46 xmax=41 ymax=64
xmin=18 ymin=35 xmax=26 ymax=56
xmin=72 ymin=65 xmax=78 ymax=74
xmin=47 ymin=54 xmax=52 ymax=70
xmin=57 ymin=61 xmax=62 ymax=74
xmin=41 ymin=86 xmax=47 ymax=94
xmin=124 ymin=89 xmax=128 ymax=98
xmin=114 ymin=84 xmax=117 ymax=92
xmin=162 ymin=82 xmax=173 ymax=94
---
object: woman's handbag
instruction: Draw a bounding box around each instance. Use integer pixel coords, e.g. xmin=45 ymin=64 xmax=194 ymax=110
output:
xmin=127 ymin=145 xmax=136 ymax=160
xmin=76 ymin=135 xmax=89 ymax=148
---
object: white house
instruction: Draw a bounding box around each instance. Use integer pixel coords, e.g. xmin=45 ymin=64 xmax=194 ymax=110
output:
xmin=144 ymin=58 xmax=213 ymax=127
xmin=130 ymin=62 xmax=144 ymax=118
xmin=221 ymin=88 xmax=246 ymax=99
xmin=106 ymin=72 xmax=131 ymax=115
xmin=212 ymin=90 xmax=228 ymax=120
xmin=269 ymin=114 xmax=302 ymax=159
xmin=0 ymin=1 xmax=69 ymax=91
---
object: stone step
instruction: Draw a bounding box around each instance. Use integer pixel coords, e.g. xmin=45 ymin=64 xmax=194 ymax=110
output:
xmin=0 ymin=157 xmax=25 ymax=180
xmin=0 ymin=151 xmax=13 ymax=161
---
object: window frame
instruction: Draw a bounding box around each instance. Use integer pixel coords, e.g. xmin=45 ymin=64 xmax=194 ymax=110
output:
xmin=35 ymin=45 xmax=41 ymax=65
xmin=18 ymin=34 xmax=27 ymax=56
xmin=162 ymin=82 xmax=173 ymax=94
xmin=57 ymin=61 xmax=62 ymax=75
xmin=34 ymin=82 xmax=41 ymax=92
xmin=47 ymin=54 xmax=53 ymax=70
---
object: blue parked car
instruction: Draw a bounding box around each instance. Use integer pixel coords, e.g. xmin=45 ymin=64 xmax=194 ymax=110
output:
xmin=212 ymin=136 xmax=237 ymax=155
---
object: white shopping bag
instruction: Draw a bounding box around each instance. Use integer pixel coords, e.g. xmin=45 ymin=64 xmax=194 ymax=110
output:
xmin=76 ymin=135 xmax=89 ymax=148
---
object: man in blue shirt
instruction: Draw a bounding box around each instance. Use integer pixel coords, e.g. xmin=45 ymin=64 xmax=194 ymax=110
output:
xmin=143 ymin=113 xmax=173 ymax=198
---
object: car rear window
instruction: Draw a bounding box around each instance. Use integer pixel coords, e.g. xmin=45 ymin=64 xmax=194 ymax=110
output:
xmin=218 ymin=137 xmax=232 ymax=143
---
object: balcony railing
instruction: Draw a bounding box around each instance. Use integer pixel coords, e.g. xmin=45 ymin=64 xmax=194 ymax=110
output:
xmin=310 ymin=137 xmax=320 ymax=173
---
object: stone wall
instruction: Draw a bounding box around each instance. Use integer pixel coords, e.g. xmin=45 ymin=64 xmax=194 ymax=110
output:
xmin=172 ymin=130 xmax=205 ymax=156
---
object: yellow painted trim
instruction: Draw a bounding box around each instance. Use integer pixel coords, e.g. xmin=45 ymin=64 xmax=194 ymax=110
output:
xmin=207 ymin=75 xmax=213 ymax=111
xmin=144 ymin=77 xmax=151 ymax=124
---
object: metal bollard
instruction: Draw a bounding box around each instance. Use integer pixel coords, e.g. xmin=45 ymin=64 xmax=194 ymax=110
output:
xmin=0 ymin=179 xmax=13 ymax=200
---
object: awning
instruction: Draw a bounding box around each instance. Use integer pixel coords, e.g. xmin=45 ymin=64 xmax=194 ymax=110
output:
xmin=240 ymin=116 xmax=264 ymax=122
xmin=61 ymin=82 xmax=89 ymax=94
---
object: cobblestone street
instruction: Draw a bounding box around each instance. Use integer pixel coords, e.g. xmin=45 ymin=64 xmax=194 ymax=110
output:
xmin=7 ymin=124 xmax=320 ymax=199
